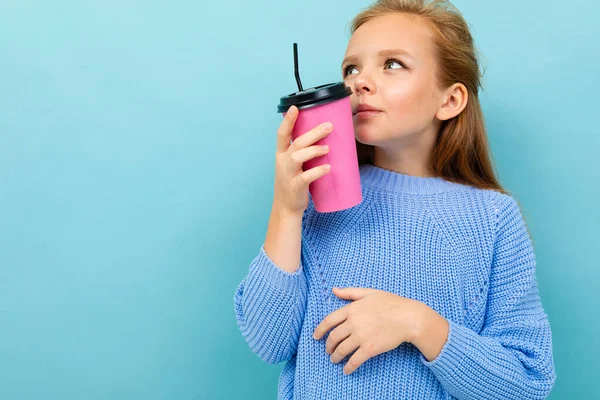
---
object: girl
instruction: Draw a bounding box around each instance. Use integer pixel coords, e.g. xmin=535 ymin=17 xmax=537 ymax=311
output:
xmin=234 ymin=0 xmax=556 ymax=399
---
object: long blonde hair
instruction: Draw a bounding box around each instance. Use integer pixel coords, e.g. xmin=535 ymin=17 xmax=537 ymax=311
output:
xmin=348 ymin=0 xmax=507 ymax=195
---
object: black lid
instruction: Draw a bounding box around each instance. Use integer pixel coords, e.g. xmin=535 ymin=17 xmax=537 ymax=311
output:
xmin=277 ymin=82 xmax=352 ymax=113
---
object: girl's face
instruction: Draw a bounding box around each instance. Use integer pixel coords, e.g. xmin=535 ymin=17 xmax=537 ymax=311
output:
xmin=342 ymin=13 xmax=444 ymax=147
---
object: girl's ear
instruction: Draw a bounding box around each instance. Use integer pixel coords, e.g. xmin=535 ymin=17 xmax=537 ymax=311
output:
xmin=436 ymin=83 xmax=468 ymax=121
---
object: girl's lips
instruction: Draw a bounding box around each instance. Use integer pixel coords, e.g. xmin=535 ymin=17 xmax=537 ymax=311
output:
xmin=354 ymin=111 xmax=381 ymax=119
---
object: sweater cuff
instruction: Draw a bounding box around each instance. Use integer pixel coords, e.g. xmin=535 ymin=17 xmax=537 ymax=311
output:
xmin=250 ymin=244 xmax=306 ymax=294
xmin=420 ymin=318 xmax=471 ymax=374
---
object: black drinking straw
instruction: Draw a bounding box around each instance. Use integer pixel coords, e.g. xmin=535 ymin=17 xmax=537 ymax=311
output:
xmin=293 ymin=43 xmax=303 ymax=92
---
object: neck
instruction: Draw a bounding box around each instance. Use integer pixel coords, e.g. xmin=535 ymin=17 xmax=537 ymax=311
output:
xmin=372 ymin=127 xmax=438 ymax=178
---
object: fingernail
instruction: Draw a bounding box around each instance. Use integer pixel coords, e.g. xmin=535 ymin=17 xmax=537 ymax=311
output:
xmin=323 ymin=123 xmax=332 ymax=131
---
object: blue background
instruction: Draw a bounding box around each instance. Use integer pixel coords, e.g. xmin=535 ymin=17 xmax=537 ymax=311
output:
xmin=1 ymin=0 xmax=598 ymax=398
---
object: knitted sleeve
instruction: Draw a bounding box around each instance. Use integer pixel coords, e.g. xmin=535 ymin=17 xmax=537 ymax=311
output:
xmin=232 ymin=214 xmax=310 ymax=365
xmin=420 ymin=193 xmax=556 ymax=399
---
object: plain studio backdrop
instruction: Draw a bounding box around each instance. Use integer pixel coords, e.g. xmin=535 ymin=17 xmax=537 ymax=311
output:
xmin=0 ymin=0 xmax=598 ymax=398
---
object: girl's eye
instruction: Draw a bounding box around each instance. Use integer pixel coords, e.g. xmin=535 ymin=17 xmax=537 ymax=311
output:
xmin=343 ymin=58 xmax=405 ymax=77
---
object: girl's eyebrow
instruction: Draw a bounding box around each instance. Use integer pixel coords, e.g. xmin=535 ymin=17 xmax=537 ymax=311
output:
xmin=341 ymin=48 xmax=413 ymax=69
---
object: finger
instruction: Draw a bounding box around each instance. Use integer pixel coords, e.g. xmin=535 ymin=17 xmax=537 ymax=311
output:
xmin=290 ymin=121 xmax=333 ymax=152
xmin=277 ymin=106 xmax=298 ymax=154
xmin=313 ymin=307 xmax=347 ymax=340
xmin=344 ymin=346 xmax=372 ymax=375
xmin=331 ymin=334 xmax=359 ymax=365
xmin=295 ymin=164 xmax=331 ymax=188
xmin=326 ymin=324 xmax=351 ymax=355
xmin=290 ymin=144 xmax=329 ymax=167
xmin=333 ymin=287 xmax=377 ymax=301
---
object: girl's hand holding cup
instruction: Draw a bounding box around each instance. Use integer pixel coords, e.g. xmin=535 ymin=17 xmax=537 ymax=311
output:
xmin=273 ymin=105 xmax=333 ymax=217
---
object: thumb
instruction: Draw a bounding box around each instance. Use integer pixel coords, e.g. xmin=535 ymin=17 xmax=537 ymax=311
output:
xmin=332 ymin=287 xmax=374 ymax=300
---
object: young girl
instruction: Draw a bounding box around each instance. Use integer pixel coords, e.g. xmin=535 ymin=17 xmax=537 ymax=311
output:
xmin=234 ymin=0 xmax=556 ymax=398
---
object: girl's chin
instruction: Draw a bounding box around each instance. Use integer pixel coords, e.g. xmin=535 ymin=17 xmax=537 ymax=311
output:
xmin=354 ymin=127 xmax=383 ymax=146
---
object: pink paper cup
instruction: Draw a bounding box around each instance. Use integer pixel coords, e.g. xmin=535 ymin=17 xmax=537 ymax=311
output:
xmin=279 ymin=83 xmax=362 ymax=213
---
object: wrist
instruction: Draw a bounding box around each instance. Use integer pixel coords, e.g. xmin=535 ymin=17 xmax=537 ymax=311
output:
xmin=271 ymin=203 xmax=304 ymax=220
xmin=410 ymin=304 xmax=449 ymax=362
xmin=409 ymin=301 xmax=433 ymax=344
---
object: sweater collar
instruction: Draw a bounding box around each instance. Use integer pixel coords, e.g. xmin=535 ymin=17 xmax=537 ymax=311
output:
xmin=359 ymin=164 xmax=464 ymax=195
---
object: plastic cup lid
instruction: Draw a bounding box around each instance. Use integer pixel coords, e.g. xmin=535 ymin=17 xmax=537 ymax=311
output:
xmin=277 ymin=82 xmax=352 ymax=113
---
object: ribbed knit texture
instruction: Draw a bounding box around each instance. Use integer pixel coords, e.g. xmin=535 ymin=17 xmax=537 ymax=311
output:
xmin=233 ymin=164 xmax=556 ymax=399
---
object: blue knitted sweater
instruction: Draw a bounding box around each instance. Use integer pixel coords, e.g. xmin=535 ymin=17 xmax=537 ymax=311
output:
xmin=233 ymin=164 xmax=556 ymax=399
